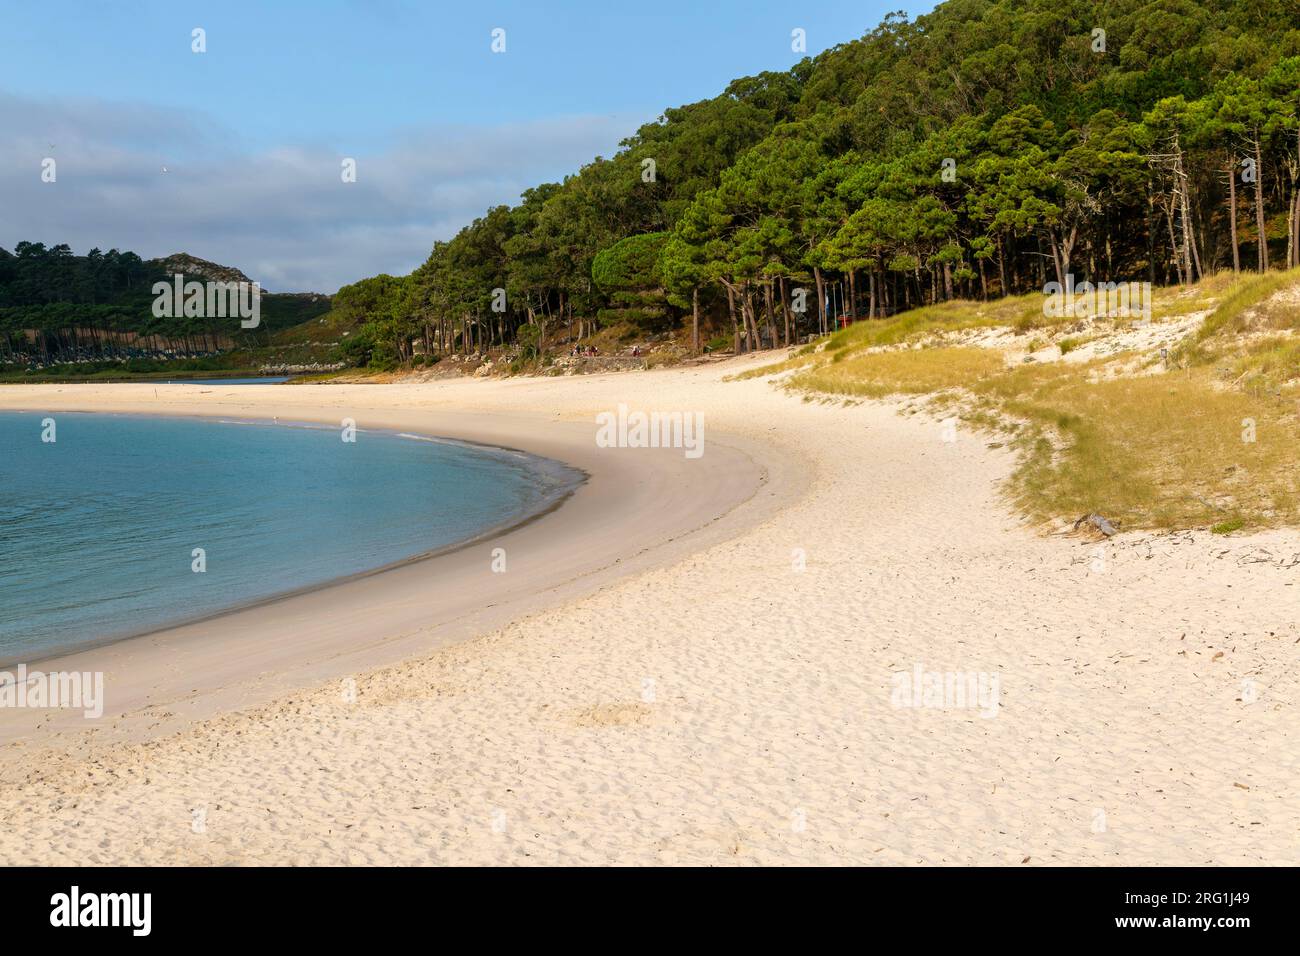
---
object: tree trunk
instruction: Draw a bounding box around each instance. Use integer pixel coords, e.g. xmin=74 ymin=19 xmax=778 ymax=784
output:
xmin=1286 ymin=175 xmax=1298 ymax=270
xmin=725 ymin=282 xmax=740 ymax=353
xmin=813 ymin=266 xmax=827 ymax=335
xmin=1163 ymin=198 xmax=1184 ymax=286
xmin=1179 ymin=170 xmax=1202 ymax=282
xmin=758 ymin=282 xmax=769 ymax=349
xmin=1227 ymin=159 xmax=1240 ymax=274
xmin=1254 ymin=133 xmax=1268 ymax=271
xmin=744 ymin=288 xmax=762 ymax=349
xmin=691 ymin=286 xmax=700 ymax=353
xmin=774 ymin=274 xmax=785 ymax=345
xmin=997 ymin=234 xmax=1010 ymax=294
xmin=1060 ymin=224 xmax=1077 ymax=280
xmin=1146 ymin=187 xmax=1157 ymax=284
xmin=1166 ymin=134 xmax=1196 ymax=282
xmin=1293 ymin=132 xmax=1300 ymax=268
xmin=1292 ymin=188 xmax=1300 ymax=269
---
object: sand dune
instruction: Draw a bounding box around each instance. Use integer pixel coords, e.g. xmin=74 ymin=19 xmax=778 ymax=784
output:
xmin=0 ymin=357 xmax=1296 ymax=865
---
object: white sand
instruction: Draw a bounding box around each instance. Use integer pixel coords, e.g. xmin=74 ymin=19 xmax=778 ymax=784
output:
xmin=0 ymin=358 xmax=1296 ymax=865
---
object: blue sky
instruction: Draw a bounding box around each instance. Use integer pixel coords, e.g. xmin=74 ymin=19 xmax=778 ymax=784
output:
xmin=1 ymin=1 xmax=927 ymax=291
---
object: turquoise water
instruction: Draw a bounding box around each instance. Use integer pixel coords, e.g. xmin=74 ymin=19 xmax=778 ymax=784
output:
xmin=0 ymin=412 xmax=581 ymax=661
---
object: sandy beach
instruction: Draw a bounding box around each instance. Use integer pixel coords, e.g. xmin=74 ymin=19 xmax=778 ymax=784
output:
xmin=0 ymin=356 xmax=1297 ymax=865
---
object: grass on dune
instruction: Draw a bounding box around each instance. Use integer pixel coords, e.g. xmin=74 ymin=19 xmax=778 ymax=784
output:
xmin=1228 ymin=337 xmax=1300 ymax=393
xmin=1187 ymin=267 xmax=1300 ymax=346
xmin=791 ymin=347 xmax=1005 ymax=397
xmin=1149 ymin=270 xmax=1241 ymax=318
xmin=825 ymin=292 xmax=1045 ymax=351
xmin=749 ymin=271 xmax=1300 ymax=533
xmin=970 ymin=364 xmax=1299 ymax=530
xmin=740 ymin=276 xmax=1230 ymax=383
xmin=1177 ymin=267 xmax=1300 ymax=394
xmin=729 ymin=351 xmax=818 ymax=381
xmin=732 ymin=292 xmax=1046 ymax=381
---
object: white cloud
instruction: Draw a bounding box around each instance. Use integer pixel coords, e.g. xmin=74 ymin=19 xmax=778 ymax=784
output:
xmin=0 ymin=91 xmax=643 ymax=292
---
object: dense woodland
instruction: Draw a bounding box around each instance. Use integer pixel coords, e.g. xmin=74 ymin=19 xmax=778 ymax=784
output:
xmin=335 ymin=0 xmax=1300 ymax=367
xmin=7 ymin=0 xmax=1300 ymax=372
xmin=0 ymin=244 xmax=329 ymax=365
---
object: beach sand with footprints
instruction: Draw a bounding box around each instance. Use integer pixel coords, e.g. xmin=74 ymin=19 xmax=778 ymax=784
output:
xmin=0 ymin=356 xmax=1296 ymax=865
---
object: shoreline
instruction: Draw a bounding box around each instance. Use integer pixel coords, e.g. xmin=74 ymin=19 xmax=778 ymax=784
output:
xmin=0 ymin=412 xmax=588 ymax=670
xmin=0 ymin=376 xmax=808 ymax=747
xmin=2 ymin=361 xmax=1295 ymax=865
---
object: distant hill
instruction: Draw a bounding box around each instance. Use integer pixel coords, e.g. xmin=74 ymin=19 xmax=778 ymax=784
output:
xmin=149 ymin=255 xmax=335 ymax=329
xmin=0 ymin=242 xmax=332 ymax=365
xmin=150 ymin=253 xmax=255 ymax=288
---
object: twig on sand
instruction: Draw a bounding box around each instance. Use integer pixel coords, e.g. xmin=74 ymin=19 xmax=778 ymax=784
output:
xmin=1073 ymin=513 xmax=1118 ymax=537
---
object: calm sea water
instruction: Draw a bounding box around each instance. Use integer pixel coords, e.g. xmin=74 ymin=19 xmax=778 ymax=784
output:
xmin=0 ymin=412 xmax=581 ymax=661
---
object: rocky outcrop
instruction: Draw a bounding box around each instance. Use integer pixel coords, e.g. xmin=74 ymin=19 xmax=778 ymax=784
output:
xmin=149 ymin=253 xmax=255 ymax=287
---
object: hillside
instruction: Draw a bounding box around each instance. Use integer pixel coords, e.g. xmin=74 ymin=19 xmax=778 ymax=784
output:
xmin=0 ymin=242 xmax=331 ymax=376
xmin=150 ymin=253 xmax=254 ymax=287
xmin=323 ymin=0 xmax=1300 ymax=378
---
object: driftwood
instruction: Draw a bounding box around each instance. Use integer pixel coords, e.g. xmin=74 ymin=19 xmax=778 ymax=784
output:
xmin=1074 ymin=513 xmax=1118 ymax=536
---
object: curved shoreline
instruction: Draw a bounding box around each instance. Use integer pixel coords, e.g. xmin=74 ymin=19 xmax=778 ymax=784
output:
xmin=0 ymin=382 xmax=805 ymax=746
xmin=0 ymin=412 xmax=589 ymax=669
xmin=4 ymin=367 xmax=1297 ymax=865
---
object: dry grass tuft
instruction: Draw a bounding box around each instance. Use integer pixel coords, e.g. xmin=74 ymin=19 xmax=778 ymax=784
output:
xmin=741 ymin=271 xmax=1300 ymax=532
xmin=791 ymin=347 xmax=1005 ymax=398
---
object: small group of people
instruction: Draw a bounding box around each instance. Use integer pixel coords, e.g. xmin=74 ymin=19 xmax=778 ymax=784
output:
xmin=570 ymin=344 xmax=600 ymax=357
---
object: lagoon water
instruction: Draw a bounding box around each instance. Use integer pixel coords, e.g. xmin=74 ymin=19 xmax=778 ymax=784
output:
xmin=0 ymin=412 xmax=580 ymax=661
